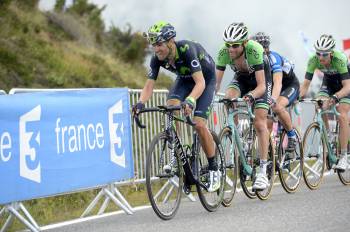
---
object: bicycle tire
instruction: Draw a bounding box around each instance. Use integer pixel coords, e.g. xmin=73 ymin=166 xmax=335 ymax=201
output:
xmin=239 ymin=128 xmax=257 ymax=199
xmin=219 ymin=127 xmax=239 ymax=207
xmin=145 ymin=131 xmax=183 ymax=220
xmin=256 ymin=136 xmax=275 ymax=200
xmin=278 ymin=128 xmax=303 ymax=193
xmin=196 ymin=130 xmax=226 ymax=212
xmin=302 ymin=122 xmax=326 ymax=190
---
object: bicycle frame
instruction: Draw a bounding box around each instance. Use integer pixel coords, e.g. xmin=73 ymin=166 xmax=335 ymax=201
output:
xmin=304 ymin=100 xmax=340 ymax=167
xmin=222 ymin=99 xmax=255 ymax=176
xmin=135 ymin=106 xmax=208 ymax=190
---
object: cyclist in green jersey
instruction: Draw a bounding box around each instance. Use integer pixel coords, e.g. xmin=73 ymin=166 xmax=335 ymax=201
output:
xmin=132 ymin=21 xmax=221 ymax=192
xmin=216 ymin=23 xmax=272 ymax=190
xmin=300 ymin=34 xmax=350 ymax=170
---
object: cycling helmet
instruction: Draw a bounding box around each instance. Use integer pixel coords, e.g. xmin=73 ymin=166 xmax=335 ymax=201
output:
xmin=251 ymin=32 xmax=270 ymax=49
xmin=143 ymin=21 xmax=176 ymax=45
xmin=223 ymin=22 xmax=248 ymax=43
xmin=314 ymin=34 xmax=335 ymax=52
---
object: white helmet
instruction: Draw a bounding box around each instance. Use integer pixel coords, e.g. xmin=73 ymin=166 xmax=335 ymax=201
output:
xmin=314 ymin=34 xmax=335 ymax=52
xmin=223 ymin=22 xmax=248 ymax=43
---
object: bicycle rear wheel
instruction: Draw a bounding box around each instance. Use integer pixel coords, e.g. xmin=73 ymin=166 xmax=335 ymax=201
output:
xmin=278 ymin=129 xmax=303 ymax=193
xmin=146 ymin=132 xmax=183 ymax=220
xmin=302 ymin=123 xmax=326 ymax=190
xmin=196 ymin=130 xmax=226 ymax=212
xmin=239 ymin=128 xmax=257 ymax=199
xmin=219 ymin=127 xmax=238 ymax=207
xmin=256 ymin=136 xmax=275 ymax=200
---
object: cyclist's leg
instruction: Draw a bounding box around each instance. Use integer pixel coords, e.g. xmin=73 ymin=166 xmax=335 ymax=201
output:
xmin=167 ymin=77 xmax=192 ymax=132
xmin=317 ymin=77 xmax=332 ymax=131
xmin=335 ymin=98 xmax=350 ymax=170
xmin=226 ymin=75 xmax=246 ymax=125
xmin=274 ymin=81 xmax=300 ymax=152
xmin=194 ymin=77 xmax=215 ymax=160
xmin=194 ymin=78 xmax=222 ymax=191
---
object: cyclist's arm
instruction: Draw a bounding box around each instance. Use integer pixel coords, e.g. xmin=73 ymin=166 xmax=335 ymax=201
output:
xmin=299 ymin=74 xmax=312 ymax=98
xmin=336 ymin=79 xmax=350 ymax=99
xmin=139 ymin=79 xmax=155 ymax=103
xmin=251 ymin=70 xmax=266 ymax=98
xmin=189 ymin=71 xmax=206 ymax=100
xmin=215 ymin=69 xmax=225 ymax=93
xmin=271 ymin=72 xmax=283 ymax=100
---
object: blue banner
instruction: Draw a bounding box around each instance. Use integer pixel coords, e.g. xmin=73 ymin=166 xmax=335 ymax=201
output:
xmin=0 ymin=88 xmax=133 ymax=204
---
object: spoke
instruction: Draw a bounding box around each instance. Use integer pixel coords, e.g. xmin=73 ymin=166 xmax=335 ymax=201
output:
xmin=225 ymin=175 xmax=234 ymax=187
xmin=163 ymin=185 xmax=175 ymax=204
xmin=304 ymin=161 xmax=322 ymax=178
xmin=154 ymin=179 xmax=171 ymax=200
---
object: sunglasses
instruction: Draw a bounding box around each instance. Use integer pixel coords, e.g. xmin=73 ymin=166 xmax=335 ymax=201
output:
xmin=225 ymin=42 xmax=242 ymax=48
xmin=316 ymin=52 xmax=330 ymax=57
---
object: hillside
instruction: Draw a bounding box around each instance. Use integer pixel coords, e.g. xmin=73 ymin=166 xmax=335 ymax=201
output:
xmin=0 ymin=0 xmax=173 ymax=92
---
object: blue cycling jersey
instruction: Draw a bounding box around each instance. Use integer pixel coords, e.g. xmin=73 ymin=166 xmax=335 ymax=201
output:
xmin=268 ymin=51 xmax=294 ymax=75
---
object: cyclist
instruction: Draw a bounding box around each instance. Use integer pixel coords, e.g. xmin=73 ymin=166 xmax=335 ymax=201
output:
xmin=251 ymin=32 xmax=300 ymax=156
xmin=132 ymin=21 xmax=220 ymax=192
xmin=300 ymin=34 xmax=350 ymax=170
xmin=215 ymin=22 xmax=272 ymax=190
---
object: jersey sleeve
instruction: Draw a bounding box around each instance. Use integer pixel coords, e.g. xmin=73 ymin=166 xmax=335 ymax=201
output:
xmin=147 ymin=55 xmax=160 ymax=80
xmin=334 ymin=53 xmax=350 ymax=80
xmin=305 ymin=55 xmax=318 ymax=80
xmin=246 ymin=41 xmax=264 ymax=71
xmin=269 ymin=53 xmax=283 ymax=74
xmin=215 ymin=46 xmax=229 ymax=71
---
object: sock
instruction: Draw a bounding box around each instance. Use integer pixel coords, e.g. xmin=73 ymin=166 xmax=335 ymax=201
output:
xmin=208 ymin=156 xmax=218 ymax=171
xmin=259 ymin=159 xmax=268 ymax=174
xmin=340 ymin=149 xmax=347 ymax=158
xmin=287 ymin=129 xmax=296 ymax=138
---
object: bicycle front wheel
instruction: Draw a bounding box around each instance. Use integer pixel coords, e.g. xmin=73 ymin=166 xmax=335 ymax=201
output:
xmin=196 ymin=130 xmax=226 ymax=212
xmin=219 ymin=127 xmax=238 ymax=207
xmin=278 ymin=129 xmax=303 ymax=193
xmin=302 ymin=123 xmax=326 ymax=190
xmin=145 ymin=132 xmax=183 ymax=220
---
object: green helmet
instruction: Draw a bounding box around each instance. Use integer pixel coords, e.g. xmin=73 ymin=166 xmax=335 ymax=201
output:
xmin=143 ymin=21 xmax=176 ymax=45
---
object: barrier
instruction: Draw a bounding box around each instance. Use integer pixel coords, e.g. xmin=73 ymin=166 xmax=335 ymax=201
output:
xmin=0 ymin=88 xmax=134 ymax=231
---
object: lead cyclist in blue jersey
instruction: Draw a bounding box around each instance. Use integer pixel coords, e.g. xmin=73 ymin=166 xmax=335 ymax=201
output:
xmin=251 ymin=32 xmax=300 ymax=155
xmin=132 ymin=21 xmax=220 ymax=192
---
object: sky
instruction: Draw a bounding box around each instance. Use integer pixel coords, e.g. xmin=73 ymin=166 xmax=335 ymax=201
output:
xmin=39 ymin=0 xmax=350 ymax=90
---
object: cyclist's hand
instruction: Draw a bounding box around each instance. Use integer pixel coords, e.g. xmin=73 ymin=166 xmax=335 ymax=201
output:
xmin=243 ymin=92 xmax=255 ymax=104
xmin=184 ymin=96 xmax=196 ymax=116
xmin=329 ymin=94 xmax=339 ymax=105
xmin=132 ymin=102 xmax=145 ymax=117
xmin=269 ymin=97 xmax=277 ymax=107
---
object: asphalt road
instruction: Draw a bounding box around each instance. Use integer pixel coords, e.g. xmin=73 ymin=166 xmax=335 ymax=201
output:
xmin=44 ymin=174 xmax=350 ymax=232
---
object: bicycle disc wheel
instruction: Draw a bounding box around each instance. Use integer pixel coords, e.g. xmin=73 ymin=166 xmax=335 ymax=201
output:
xmin=219 ymin=127 xmax=238 ymax=207
xmin=302 ymin=123 xmax=326 ymax=190
xmin=196 ymin=130 xmax=226 ymax=212
xmin=146 ymin=132 xmax=183 ymax=220
xmin=239 ymin=128 xmax=257 ymax=199
xmin=278 ymin=129 xmax=303 ymax=193
xmin=256 ymin=136 xmax=275 ymax=200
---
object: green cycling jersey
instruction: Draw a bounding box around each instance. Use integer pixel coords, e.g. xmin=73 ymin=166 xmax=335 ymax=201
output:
xmin=216 ymin=40 xmax=265 ymax=73
xmin=305 ymin=50 xmax=349 ymax=80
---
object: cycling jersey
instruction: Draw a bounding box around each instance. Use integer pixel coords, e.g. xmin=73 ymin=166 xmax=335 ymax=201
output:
xmin=305 ymin=50 xmax=350 ymax=81
xmin=148 ymin=40 xmax=215 ymax=81
xmin=216 ymin=40 xmax=272 ymax=110
xmin=268 ymin=51 xmax=300 ymax=105
xmin=216 ymin=40 xmax=265 ymax=74
xmin=147 ymin=40 xmax=216 ymax=119
xmin=305 ymin=50 xmax=350 ymax=104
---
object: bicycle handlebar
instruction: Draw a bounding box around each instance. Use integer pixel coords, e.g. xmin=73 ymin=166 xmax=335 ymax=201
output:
xmin=298 ymin=98 xmax=340 ymax=116
xmin=217 ymin=97 xmax=255 ymax=119
xmin=133 ymin=105 xmax=196 ymax=129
